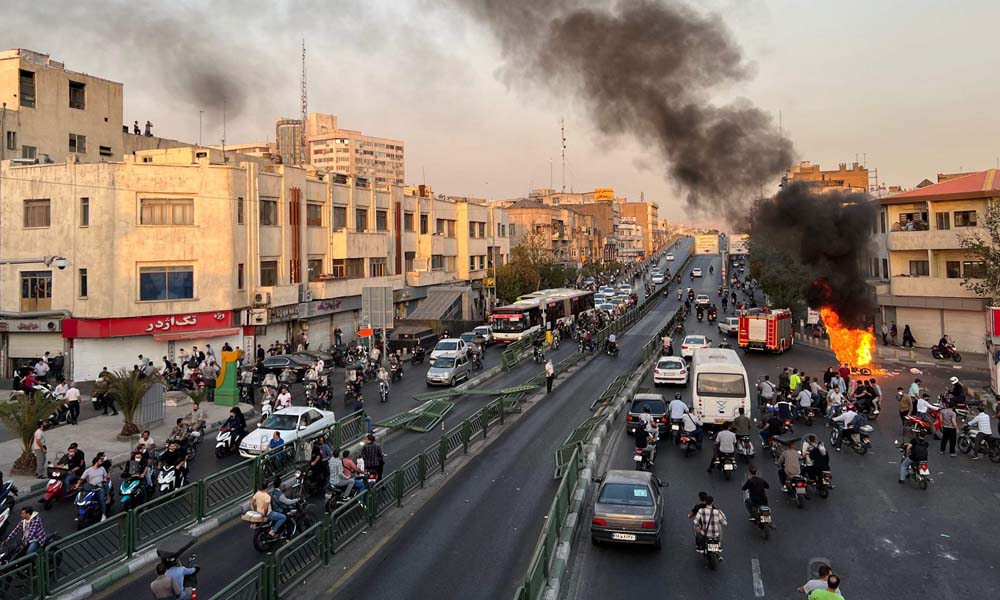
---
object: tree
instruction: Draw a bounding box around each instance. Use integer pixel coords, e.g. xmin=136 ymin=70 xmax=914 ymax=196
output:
xmin=103 ymin=369 xmax=160 ymax=437
xmin=0 ymin=394 xmax=67 ymax=474
xmin=958 ymin=200 xmax=1000 ymax=302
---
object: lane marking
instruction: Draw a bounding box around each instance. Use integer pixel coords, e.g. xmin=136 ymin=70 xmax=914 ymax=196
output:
xmin=751 ymin=557 xmax=765 ymax=597
xmin=877 ymin=489 xmax=897 ymax=513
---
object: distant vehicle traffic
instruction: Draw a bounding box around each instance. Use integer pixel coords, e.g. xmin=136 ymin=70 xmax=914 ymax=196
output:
xmin=653 ymin=356 xmax=688 ymax=386
xmin=239 ymin=407 xmax=335 ymax=457
xmin=691 ymin=267 xmax=703 ymax=277
xmin=680 ymin=335 xmax=712 ymax=358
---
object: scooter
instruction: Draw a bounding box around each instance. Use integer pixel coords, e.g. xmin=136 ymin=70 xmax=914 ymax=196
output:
xmin=0 ymin=478 xmax=18 ymax=538
xmin=260 ymin=397 xmax=274 ymax=420
xmin=390 ymin=361 xmax=404 ymax=382
xmin=215 ymin=425 xmax=241 ymax=459
xmin=411 ymin=347 xmax=426 ymax=365
xmin=735 ymin=435 xmax=755 ymax=462
xmin=783 ymin=475 xmax=809 ymax=508
xmin=74 ymin=484 xmax=109 ymax=530
xmin=41 ymin=465 xmax=81 ymax=510
xmin=249 ymin=497 xmax=314 ymax=553
xmin=157 ymin=463 xmax=187 ymax=495
xmin=378 ymin=380 xmax=389 ymax=404
xmin=750 ymin=503 xmax=773 ymax=540
xmin=118 ymin=474 xmax=148 ymax=512
xmin=304 ymin=381 xmax=318 ymax=406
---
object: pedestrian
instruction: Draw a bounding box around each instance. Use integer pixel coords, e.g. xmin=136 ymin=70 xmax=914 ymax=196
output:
xmin=65 ymin=381 xmax=81 ymax=425
xmin=889 ymin=322 xmax=898 ymax=346
xmin=32 ymin=421 xmax=47 ymax=479
xmin=255 ymin=344 xmax=265 ymax=364
xmin=205 ymin=344 xmax=216 ymax=360
xmin=838 ymin=363 xmax=851 ymax=390
xmin=334 ymin=327 xmax=344 ymax=347
xmin=807 ymin=574 xmax=843 ymax=599
xmin=144 ymin=120 xmax=153 ymax=136
xmin=133 ymin=120 xmax=141 ymax=135
xmin=939 ymin=404 xmax=958 ymax=456
xmin=902 ymin=325 xmax=916 ymax=348
xmin=202 ymin=361 xmax=219 ymax=402
xmin=361 ymin=434 xmax=385 ymax=480
xmin=881 ymin=323 xmax=889 ymax=345
xmin=302 ymin=332 xmax=309 ymax=350
xmin=544 ymin=358 xmax=554 ymax=393
xmin=896 ymin=386 xmax=913 ymax=431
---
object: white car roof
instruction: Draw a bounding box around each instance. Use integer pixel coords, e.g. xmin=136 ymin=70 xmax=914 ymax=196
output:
xmin=684 ymin=335 xmax=707 ymax=342
xmin=272 ymin=406 xmax=324 ymax=416
xmin=436 ymin=338 xmax=461 ymax=344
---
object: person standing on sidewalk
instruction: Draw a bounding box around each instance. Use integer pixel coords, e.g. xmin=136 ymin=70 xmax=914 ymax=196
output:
xmin=889 ymin=322 xmax=898 ymax=346
xmin=939 ymin=404 xmax=958 ymax=456
xmin=32 ymin=421 xmax=47 ymax=479
xmin=902 ymin=325 xmax=916 ymax=348
xmin=65 ymin=381 xmax=81 ymax=425
xmin=201 ymin=360 xmax=219 ymax=402
xmin=545 ymin=359 xmax=554 ymax=393
xmin=880 ymin=323 xmax=889 ymax=345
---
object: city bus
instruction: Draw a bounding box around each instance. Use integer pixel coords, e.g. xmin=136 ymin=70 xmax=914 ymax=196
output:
xmin=690 ymin=348 xmax=750 ymax=429
xmin=490 ymin=288 xmax=595 ymax=343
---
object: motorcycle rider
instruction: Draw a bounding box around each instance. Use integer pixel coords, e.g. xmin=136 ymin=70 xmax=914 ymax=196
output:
xmin=947 ymin=376 xmax=965 ymax=406
xmin=757 ymin=375 xmax=777 ymax=405
xmin=831 ymin=406 xmax=860 ymax=451
xmin=681 ymin=409 xmax=704 ymax=447
xmin=692 ymin=495 xmax=727 ymax=553
xmin=741 ymin=465 xmax=769 ymax=519
xmin=795 ymin=384 xmax=814 ymax=419
xmin=361 ymin=434 xmax=386 ymax=481
xmin=966 ymin=407 xmax=994 ymax=460
xmin=183 ymin=403 xmax=207 ymax=438
xmin=3 ymin=506 xmax=46 ymax=556
xmin=159 ymin=440 xmax=189 ymax=487
xmin=708 ymin=424 xmax=737 ymax=473
xmin=276 ymin=387 xmax=293 ymax=410
xmin=80 ymin=455 xmax=111 ymax=521
xmin=733 ymin=407 xmax=754 ymax=448
xmin=776 ymin=440 xmax=802 ymax=491
xmin=58 ymin=442 xmax=86 ymax=490
xmin=532 ymin=335 xmax=544 ymax=361
xmin=168 ymin=418 xmax=190 ymax=446
xmin=801 ymin=434 xmax=830 ymax=484
xmin=606 ymin=333 xmax=618 ymax=355
xmin=250 ymin=480 xmax=285 ymax=537
xmin=262 ymin=371 xmax=279 ymax=394
xmin=633 ymin=421 xmax=653 ymax=467
xmin=899 ymin=432 xmax=929 ymax=482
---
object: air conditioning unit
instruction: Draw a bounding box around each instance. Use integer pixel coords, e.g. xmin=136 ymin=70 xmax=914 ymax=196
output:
xmin=303 ymin=289 xmax=314 ymax=302
xmin=243 ymin=308 xmax=269 ymax=326
xmin=253 ymin=291 xmax=271 ymax=306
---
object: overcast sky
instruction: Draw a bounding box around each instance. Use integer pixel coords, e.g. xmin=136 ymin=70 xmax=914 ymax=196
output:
xmin=6 ymin=0 xmax=999 ymax=223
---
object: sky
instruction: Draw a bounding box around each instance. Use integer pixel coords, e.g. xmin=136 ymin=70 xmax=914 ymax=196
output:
xmin=4 ymin=0 xmax=999 ymax=224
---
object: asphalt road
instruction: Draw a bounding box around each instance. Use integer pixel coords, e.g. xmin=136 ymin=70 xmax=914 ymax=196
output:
xmin=92 ymin=240 xmax=692 ymax=600
xmin=561 ymin=255 xmax=999 ymax=599
xmin=330 ymin=240 xmax=697 ymax=599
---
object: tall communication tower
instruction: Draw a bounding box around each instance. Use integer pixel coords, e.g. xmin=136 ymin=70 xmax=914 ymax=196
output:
xmin=560 ymin=118 xmax=566 ymax=192
xmin=300 ymin=39 xmax=308 ymax=167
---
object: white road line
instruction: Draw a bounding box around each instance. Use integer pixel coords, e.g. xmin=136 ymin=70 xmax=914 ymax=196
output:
xmin=878 ymin=489 xmax=897 ymax=512
xmin=751 ymin=557 xmax=765 ymax=597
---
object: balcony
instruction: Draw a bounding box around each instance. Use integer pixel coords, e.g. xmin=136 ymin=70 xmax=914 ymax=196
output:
xmin=407 ymin=270 xmax=459 ymax=287
xmin=887 ymin=227 xmax=981 ymax=251
xmin=308 ymin=274 xmax=403 ymax=300
xmin=331 ymin=230 xmax=388 ymax=259
xmin=889 ymin=275 xmax=980 ymax=298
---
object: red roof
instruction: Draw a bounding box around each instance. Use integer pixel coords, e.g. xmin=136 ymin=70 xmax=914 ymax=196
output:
xmin=888 ymin=169 xmax=1000 ymax=200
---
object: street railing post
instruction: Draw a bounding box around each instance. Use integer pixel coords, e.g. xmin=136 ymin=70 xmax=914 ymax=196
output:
xmin=462 ymin=420 xmax=471 ymax=454
xmin=438 ymin=435 xmax=447 ymax=473
xmin=418 ymin=453 xmax=427 ymax=487
xmin=395 ymin=470 xmax=404 ymax=507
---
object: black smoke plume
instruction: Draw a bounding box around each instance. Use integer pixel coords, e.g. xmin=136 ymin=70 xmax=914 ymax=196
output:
xmin=454 ymin=0 xmax=794 ymax=220
xmin=750 ymin=183 xmax=876 ymax=327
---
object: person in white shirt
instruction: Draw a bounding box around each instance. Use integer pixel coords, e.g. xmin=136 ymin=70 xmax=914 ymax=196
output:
xmin=64 ymin=382 xmax=82 ymax=425
xmin=831 ymin=409 xmax=859 ymax=451
xmin=915 ymin=394 xmax=935 ymax=417
xmin=796 ymin=388 xmax=814 ymax=415
xmin=757 ymin=376 xmax=776 ymax=404
xmin=53 ymin=381 xmax=69 ymax=399
xmin=681 ymin=411 xmax=703 ymax=446
xmin=276 ymin=388 xmax=293 ymax=409
xmin=708 ymin=425 xmax=737 ymax=472
xmin=967 ymin=409 xmax=994 ymax=460
xmin=315 ymin=359 xmax=325 ymax=373
xmin=826 ymin=388 xmax=844 ymax=417
xmin=668 ymin=395 xmax=689 ymax=420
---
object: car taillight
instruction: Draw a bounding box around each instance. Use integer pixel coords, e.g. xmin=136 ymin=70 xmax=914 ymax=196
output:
xmin=627 ymin=415 xmax=635 ymax=422
xmin=681 ymin=345 xmax=688 ymax=350
xmin=660 ymin=417 xmax=668 ymax=423
xmin=592 ymin=518 xmax=607 ymax=527
xmin=641 ymin=521 xmax=658 ymax=529
xmin=680 ymin=369 xmax=686 ymax=374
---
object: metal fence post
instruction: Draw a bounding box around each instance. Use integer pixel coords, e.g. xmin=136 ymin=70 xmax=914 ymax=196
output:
xmin=395 ymin=470 xmax=404 ymax=507
xmin=366 ymin=484 xmax=376 ymax=525
xmin=439 ymin=435 xmax=447 ymax=473
xmin=462 ymin=420 xmax=471 ymax=454
xmin=418 ymin=453 xmax=427 ymax=487
xmin=499 ymin=396 xmax=506 ymax=425
xmin=332 ymin=421 xmax=342 ymax=452
xmin=482 ymin=409 xmax=489 ymax=439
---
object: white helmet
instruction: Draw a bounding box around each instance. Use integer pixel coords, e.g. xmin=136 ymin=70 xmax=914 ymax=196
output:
xmin=949 ymin=376 xmax=959 ymax=385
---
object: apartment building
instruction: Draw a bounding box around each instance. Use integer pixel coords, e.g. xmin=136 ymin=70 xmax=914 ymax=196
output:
xmin=617 ymin=217 xmax=643 ymax=260
xmin=781 ymin=161 xmax=869 ymax=194
xmin=877 ymin=169 xmax=998 ymax=351
xmin=502 ymin=199 xmax=600 ymax=267
xmin=0 ymin=149 xmax=510 ymax=379
xmin=619 ymin=201 xmax=660 ymax=257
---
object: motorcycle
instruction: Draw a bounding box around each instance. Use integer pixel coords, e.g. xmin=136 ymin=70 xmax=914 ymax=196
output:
xmin=118 ymin=474 xmax=148 ymax=512
xmin=297 ymin=464 xmax=328 ymax=499
xmin=390 ymin=361 xmax=404 ymax=382
xmin=215 ymin=425 xmax=241 ymax=459
xmin=702 ymin=536 xmax=722 ymax=570
xmin=239 ymin=382 xmax=254 ymax=405
xmin=783 ymin=475 xmax=809 ymax=508
xmin=711 ymin=453 xmax=737 ymax=480
xmin=325 ymin=480 xmax=362 ymax=513
xmin=471 ymin=353 xmax=484 ymax=371
xmin=830 ymin=423 xmax=873 ymax=455
xmin=696 ymin=309 xmax=704 ymax=323
xmin=633 ymin=447 xmax=651 ymax=471
xmin=0 ymin=532 xmax=59 ymax=567
xmin=153 ymin=535 xmax=199 ymax=595
xmin=606 ymin=341 xmax=619 ymax=357
xmin=804 ymin=468 xmax=833 ymax=498
xmin=249 ymin=495 xmax=315 ymax=553
xmin=411 ymin=347 xmax=426 ymax=365
xmin=532 ymin=346 xmax=545 ymax=364
xmin=750 ymin=504 xmax=773 ymax=540
xmin=897 ymin=444 xmax=931 ymax=490
xmin=931 ymin=342 xmax=962 ymax=362
xmin=957 ymin=425 xmax=1000 ymax=463
xmin=74 ymin=484 xmax=109 ymax=530
xmin=735 ymin=435 xmax=755 ymax=462
xmin=41 ymin=465 xmax=81 ymax=510
xmin=260 ymin=397 xmax=274 ymax=420
xmin=678 ymin=431 xmax=700 ymax=457
xmin=378 ymin=380 xmax=389 ymax=404
xmin=707 ymin=308 xmax=717 ymax=323
xmin=0 ymin=478 xmax=18 ymax=538
xmin=157 ymin=463 xmax=187 ymax=495
xmin=304 ymin=381 xmax=318 ymax=406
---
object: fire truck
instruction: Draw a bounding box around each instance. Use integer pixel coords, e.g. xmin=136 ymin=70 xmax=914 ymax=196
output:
xmin=738 ymin=308 xmax=793 ymax=353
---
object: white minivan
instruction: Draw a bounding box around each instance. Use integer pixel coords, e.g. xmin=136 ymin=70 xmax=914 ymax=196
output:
xmin=690 ymin=348 xmax=750 ymax=428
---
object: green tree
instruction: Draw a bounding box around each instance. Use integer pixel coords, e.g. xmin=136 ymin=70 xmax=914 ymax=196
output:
xmin=0 ymin=394 xmax=66 ymax=474
xmin=958 ymin=200 xmax=1000 ymax=302
xmin=103 ymin=369 xmax=160 ymax=437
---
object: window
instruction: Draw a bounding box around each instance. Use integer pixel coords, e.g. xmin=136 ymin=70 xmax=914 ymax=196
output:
xmin=403 ymin=212 xmax=414 ymax=231
xmin=19 ymin=70 xmax=35 ymax=108
xmin=21 ymin=145 xmax=36 ymax=159
xmin=307 ymin=259 xmax=323 ymax=281
xmin=881 ymin=259 xmax=888 ymax=279
xmin=5 ymin=131 xmax=15 ymax=150
xmin=23 ymin=199 xmax=50 ymax=228
xmin=509 ymin=224 xmax=516 ymax=237
xmin=331 ymin=258 xmax=365 ymax=279
xmin=80 ymin=198 xmax=90 ymax=226
xmin=946 ymin=261 xmax=961 ymax=279
xmin=436 ymin=219 xmax=455 ymax=237
xmin=237 ymin=263 xmax=245 ymax=290
xmin=369 ymin=257 xmax=387 ymax=277
xmin=405 ymin=251 xmax=415 ymax=272
xmin=69 ymin=133 xmax=87 ymax=154
xmin=139 ymin=266 xmax=194 ymax=301
xmin=962 ymin=260 xmax=986 ymax=279
xmin=306 ymin=203 xmax=323 ymax=227
xmin=469 ymin=222 xmax=477 ymax=238
xmin=237 ymin=197 xmax=244 ymax=225
xmin=355 ymin=208 xmax=367 ymax=231
xmin=909 ymin=260 xmax=929 ymax=277
xmin=259 ymin=261 xmax=278 ymax=286
xmin=954 ymin=210 xmax=977 ymax=227
xmin=260 ymin=198 xmax=278 ymax=226
xmin=935 ymin=212 xmax=950 ymax=230
xmin=20 ymin=271 xmax=51 ymax=310
xmin=431 ymin=255 xmax=444 ymax=270
xmin=140 ymin=198 xmax=194 ymax=225
xmin=420 ymin=213 xmax=429 ymax=234
xmin=696 ymin=373 xmax=747 ymax=398
xmin=376 ymin=210 xmax=388 ymax=231
xmin=469 ymin=256 xmax=476 ymax=271
xmin=99 ymin=145 xmax=112 ymax=157
xmin=79 ymin=268 xmax=88 ymax=298
xmin=479 ymin=222 xmax=486 ymax=238
xmin=332 ymin=206 xmax=347 ymax=230
xmin=69 ymin=81 xmax=86 ymax=109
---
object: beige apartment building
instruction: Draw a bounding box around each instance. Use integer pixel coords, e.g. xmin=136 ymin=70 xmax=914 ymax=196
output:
xmin=528 ymin=188 xmax=621 ymax=261
xmin=502 ymin=199 xmax=600 ymax=267
xmin=0 ymin=148 xmax=509 ymax=379
xmin=620 ymin=201 xmax=660 ymax=257
xmin=878 ymin=169 xmax=998 ymax=352
xmin=782 ymin=161 xmax=869 ymax=194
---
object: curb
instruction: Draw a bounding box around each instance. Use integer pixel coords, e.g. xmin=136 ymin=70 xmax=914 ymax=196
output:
xmin=792 ymin=333 xmax=989 ymax=374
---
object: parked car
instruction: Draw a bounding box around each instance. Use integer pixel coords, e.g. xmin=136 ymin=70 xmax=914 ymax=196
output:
xmin=238 ymin=407 xmax=336 ymax=457
xmin=653 ymin=357 xmax=689 ymax=386
xmin=425 ymin=355 xmax=472 ymax=387
xmin=590 ymin=470 xmax=665 ymax=549
xmin=680 ymin=334 xmax=712 ymax=358
xmin=626 ymin=393 xmax=667 ymax=434
xmin=473 ymin=325 xmax=495 ymax=346
xmin=258 ymin=355 xmax=312 ymax=381
xmin=694 ymin=294 xmax=711 ymax=307
xmin=719 ymin=317 xmax=739 ymax=337
xmin=430 ymin=338 xmax=469 ymax=361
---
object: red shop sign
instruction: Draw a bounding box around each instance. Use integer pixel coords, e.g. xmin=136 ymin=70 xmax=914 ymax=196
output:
xmin=63 ymin=310 xmax=233 ymax=339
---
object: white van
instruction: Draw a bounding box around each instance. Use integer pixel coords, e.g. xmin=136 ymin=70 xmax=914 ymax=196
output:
xmin=690 ymin=348 xmax=750 ymax=428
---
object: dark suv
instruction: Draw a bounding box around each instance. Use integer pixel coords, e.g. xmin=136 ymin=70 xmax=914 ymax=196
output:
xmin=626 ymin=393 xmax=667 ymax=434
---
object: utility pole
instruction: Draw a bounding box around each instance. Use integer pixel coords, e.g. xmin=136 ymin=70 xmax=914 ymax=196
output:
xmin=560 ymin=118 xmax=566 ymax=193
xmin=300 ymin=39 xmax=308 ymax=167
xmin=198 ymin=110 xmax=204 ymax=146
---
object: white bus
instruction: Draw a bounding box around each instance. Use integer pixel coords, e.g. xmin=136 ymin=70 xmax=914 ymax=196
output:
xmin=690 ymin=348 xmax=750 ymax=428
xmin=490 ymin=288 xmax=595 ymax=343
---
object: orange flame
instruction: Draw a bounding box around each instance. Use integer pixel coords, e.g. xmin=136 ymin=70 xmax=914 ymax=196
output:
xmin=819 ymin=307 xmax=874 ymax=367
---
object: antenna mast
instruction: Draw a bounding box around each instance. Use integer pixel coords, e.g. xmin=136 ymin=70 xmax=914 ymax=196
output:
xmin=300 ymin=39 xmax=308 ymax=167
xmin=560 ymin=118 xmax=566 ymax=192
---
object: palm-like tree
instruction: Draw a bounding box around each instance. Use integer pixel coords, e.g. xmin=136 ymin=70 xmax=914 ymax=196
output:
xmin=0 ymin=394 xmax=67 ymax=474
xmin=103 ymin=369 xmax=159 ymax=437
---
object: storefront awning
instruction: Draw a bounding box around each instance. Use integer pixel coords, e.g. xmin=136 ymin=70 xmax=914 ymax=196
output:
xmin=152 ymin=327 xmax=241 ymax=342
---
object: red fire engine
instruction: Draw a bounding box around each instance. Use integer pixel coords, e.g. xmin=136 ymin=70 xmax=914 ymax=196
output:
xmin=738 ymin=308 xmax=793 ymax=353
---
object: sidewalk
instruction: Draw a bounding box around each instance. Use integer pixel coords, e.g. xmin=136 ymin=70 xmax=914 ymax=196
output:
xmin=0 ymin=392 xmax=238 ymax=497
xmin=793 ymin=332 xmax=989 ymax=374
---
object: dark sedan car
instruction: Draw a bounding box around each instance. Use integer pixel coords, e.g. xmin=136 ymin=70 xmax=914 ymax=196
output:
xmin=590 ymin=470 xmax=665 ymax=549
xmin=258 ymin=355 xmax=312 ymax=381
xmin=291 ymin=349 xmax=345 ymax=367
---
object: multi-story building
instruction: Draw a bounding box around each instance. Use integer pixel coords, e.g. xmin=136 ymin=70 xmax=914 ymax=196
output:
xmin=877 ymin=169 xmax=998 ymax=351
xmin=275 ymin=119 xmax=304 ymax=167
xmin=0 ymin=148 xmax=509 ymax=380
xmin=502 ymin=199 xmax=599 ymax=267
xmin=619 ymin=201 xmax=660 ymax=257
xmin=781 ymin=161 xmax=869 ymax=194
xmin=528 ymin=188 xmax=623 ymax=262
xmin=617 ymin=217 xmax=643 ymax=261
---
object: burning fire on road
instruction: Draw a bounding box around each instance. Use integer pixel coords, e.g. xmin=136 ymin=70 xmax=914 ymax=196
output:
xmin=819 ymin=307 xmax=875 ymax=369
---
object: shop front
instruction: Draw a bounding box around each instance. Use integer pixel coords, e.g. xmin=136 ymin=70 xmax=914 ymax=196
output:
xmin=63 ymin=310 xmax=240 ymax=381
xmin=0 ymin=317 xmax=68 ymax=378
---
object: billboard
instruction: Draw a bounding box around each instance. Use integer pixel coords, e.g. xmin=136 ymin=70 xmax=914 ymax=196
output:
xmin=593 ymin=187 xmax=615 ymax=201
xmin=728 ymin=234 xmax=750 ymax=255
xmin=694 ymin=234 xmax=720 ymax=255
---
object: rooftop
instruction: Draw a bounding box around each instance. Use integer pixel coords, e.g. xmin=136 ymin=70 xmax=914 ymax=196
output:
xmin=885 ymin=169 xmax=1000 ymax=203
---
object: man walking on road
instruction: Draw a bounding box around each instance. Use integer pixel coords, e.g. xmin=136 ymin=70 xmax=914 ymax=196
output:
xmin=545 ymin=359 xmax=554 ymax=393
xmin=32 ymin=421 xmax=47 ymax=478
xmin=939 ymin=404 xmax=958 ymax=456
